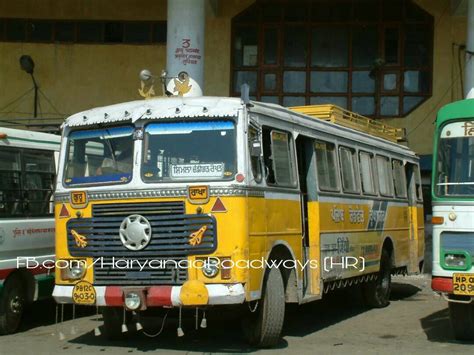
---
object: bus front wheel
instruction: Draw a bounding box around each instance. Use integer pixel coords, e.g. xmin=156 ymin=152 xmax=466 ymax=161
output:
xmin=242 ymin=267 xmax=285 ymax=348
xmin=363 ymin=248 xmax=392 ymax=308
xmin=449 ymin=302 xmax=474 ymax=341
xmin=0 ymin=275 xmax=25 ymax=335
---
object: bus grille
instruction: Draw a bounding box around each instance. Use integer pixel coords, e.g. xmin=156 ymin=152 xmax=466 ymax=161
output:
xmin=93 ymin=257 xmax=188 ymax=285
xmin=66 ymin=201 xmax=217 ymax=285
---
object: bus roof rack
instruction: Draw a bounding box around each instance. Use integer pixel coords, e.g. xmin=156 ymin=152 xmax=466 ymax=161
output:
xmin=290 ymin=104 xmax=406 ymax=143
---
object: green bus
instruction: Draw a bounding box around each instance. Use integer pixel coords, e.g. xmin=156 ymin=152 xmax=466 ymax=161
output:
xmin=431 ymin=98 xmax=474 ymax=341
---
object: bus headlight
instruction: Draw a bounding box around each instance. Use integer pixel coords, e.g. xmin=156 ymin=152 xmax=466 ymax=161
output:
xmin=202 ymin=258 xmax=219 ymax=278
xmin=444 ymin=253 xmax=467 ymax=268
xmin=60 ymin=260 xmax=86 ymax=280
xmin=124 ymin=292 xmax=141 ymax=310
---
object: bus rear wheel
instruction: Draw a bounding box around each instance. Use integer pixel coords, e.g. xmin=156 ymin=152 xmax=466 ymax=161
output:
xmin=242 ymin=267 xmax=285 ymax=348
xmin=363 ymin=248 xmax=392 ymax=308
xmin=0 ymin=275 xmax=25 ymax=335
xmin=449 ymin=302 xmax=474 ymax=341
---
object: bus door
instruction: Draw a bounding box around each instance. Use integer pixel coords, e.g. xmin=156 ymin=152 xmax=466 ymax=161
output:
xmin=406 ymin=162 xmax=420 ymax=274
xmin=296 ymin=136 xmax=321 ymax=297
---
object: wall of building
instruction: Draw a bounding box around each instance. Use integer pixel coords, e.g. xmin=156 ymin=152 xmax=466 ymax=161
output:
xmin=0 ymin=0 xmax=469 ymax=156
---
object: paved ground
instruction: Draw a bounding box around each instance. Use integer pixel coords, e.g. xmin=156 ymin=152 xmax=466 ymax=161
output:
xmin=0 ymin=274 xmax=473 ymax=354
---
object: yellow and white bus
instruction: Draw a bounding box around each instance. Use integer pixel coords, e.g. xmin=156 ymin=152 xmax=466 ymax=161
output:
xmin=53 ymin=96 xmax=424 ymax=346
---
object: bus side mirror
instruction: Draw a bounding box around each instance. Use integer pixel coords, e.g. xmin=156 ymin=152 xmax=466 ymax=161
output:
xmin=250 ymin=140 xmax=262 ymax=157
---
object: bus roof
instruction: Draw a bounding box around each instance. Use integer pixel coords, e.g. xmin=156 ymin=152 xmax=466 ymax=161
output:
xmin=437 ymin=98 xmax=474 ymax=125
xmin=0 ymin=126 xmax=61 ymax=150
xmin=64 ymin=96 xmax=416 ymax=158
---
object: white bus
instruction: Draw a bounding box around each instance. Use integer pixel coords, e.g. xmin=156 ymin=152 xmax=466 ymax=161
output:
xmin=0 ymin=127 xmax=60 ymax=334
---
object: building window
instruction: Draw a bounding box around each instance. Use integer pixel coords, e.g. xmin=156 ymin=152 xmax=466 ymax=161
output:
xmin=231 ymin=0 xmax=433 ymax=118
xmin=0 ymin=19 xmax=167 ymax=45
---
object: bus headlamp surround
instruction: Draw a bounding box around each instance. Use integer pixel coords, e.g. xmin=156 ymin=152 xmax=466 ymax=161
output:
xmin=202 ymin=258 xmax=219 ymax=278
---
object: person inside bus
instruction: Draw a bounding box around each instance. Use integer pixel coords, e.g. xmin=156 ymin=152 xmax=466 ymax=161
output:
xmin=96 ymin=138 xmax=133 ymax=175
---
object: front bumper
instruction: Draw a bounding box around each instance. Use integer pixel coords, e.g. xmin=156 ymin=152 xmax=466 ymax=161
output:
xmin=53 ymin=282 xmax=246 ymax=307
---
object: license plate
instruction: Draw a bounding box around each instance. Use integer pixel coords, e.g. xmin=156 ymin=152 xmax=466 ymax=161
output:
xmin=72 ymin=281 xmax=96 ymax=305
xmin=452 ymin=273 xmax=474 ymax=296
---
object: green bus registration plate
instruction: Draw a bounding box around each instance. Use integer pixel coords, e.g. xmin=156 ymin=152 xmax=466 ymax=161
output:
xmin=453 ymin=273 xmax=474 ymax=296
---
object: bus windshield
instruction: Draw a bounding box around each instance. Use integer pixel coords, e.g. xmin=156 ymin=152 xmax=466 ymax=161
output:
xmin=435 ymin=121 xmax=474 ymax=196
xmin=64 ymin=126 xmax=134 ymax=186
xmin=142 ymin=120 xmax=236 ymax=182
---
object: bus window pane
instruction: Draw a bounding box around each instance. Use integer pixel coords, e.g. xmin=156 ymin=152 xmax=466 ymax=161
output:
xmin=0 ymin=149 xmax=23 ymax=217
xmin=315 ymin=141 xmax=339 ymax=191
xmin=435 ymin=121 xmax=474 ymax=196
xmin=271 ymin=131 xmax=295 ymax=186
xmin=248 ymin=126 xmax=262 ymax=183
xmin=377 ymin=155 xmax=393 ymax=196
xmin=339 ymin=147 xmax=359 ymax=193
xmin=392 ymin=159 xmax=407 ymax=198
xmin=359 ymin=152 xmax=376 ymax=194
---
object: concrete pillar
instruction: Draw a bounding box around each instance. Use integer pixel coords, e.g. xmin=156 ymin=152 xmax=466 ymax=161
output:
xmin=166 ymin=0 xmax=205 ymax=91
xmin=466 ymin=0 xmax=474 ymax=97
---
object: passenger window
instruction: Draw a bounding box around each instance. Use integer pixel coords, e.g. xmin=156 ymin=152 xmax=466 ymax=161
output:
xmin=0 ymin=149 xmax=23 ymax=217
xmin=23 ymin=150 xmax=55 ymax=216
xmin=339 ymin=146 xmax=360 ymax=193
xmin=359 ymin=151 xmax=376 ymax=195
xmin=262 ymin=127 xmax=296 ymax=186
xmin=413 ymin=164 xmax=423 ymax=201
xmin=248 ymin=125 xmax=262 ymax=183
xmin=376 ymin=155 xmax=394 ymax=196
xmin=392 ymin=159 xmax=407 ymax=198
xmin=315 ymin=140 xmax=339 ymax=191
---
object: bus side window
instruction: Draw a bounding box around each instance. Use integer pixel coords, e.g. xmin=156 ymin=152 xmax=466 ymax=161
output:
xmin=413 ymin=164 xmax=423 ymax=201
xmin=359 ymin=151 xmax=376 ymax=195
xmin=376 ymin=155 xmax=394 ymax=197
xmin=339 ymin=146 xmax=360 ymax=193
xmin=262 ymin=127 xmax=296 ymax=186
xmin=314 ymin=140 xmax=339 ymax=191
xmin=0 ymin=148 xmax=23 ymax=217
xmin=392 ymin=159 xmax=407 ymax=198
xmin=23 ymin=149 xmax=55 ymax=216
xmin=248 ymin=125 xmax=262 ymax=183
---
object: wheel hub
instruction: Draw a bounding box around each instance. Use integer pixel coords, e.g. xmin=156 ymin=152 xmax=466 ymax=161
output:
xmin=10 ymin=296 xmax=23 ymax=314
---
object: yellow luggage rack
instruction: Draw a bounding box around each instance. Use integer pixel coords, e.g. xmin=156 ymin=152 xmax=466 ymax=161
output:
xmin=290 ymin=104 xmax=406 ymax=143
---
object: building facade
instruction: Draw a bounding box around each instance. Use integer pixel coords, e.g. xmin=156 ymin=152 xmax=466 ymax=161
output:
xmin=0 ymin=0 xmax=470 ymax=160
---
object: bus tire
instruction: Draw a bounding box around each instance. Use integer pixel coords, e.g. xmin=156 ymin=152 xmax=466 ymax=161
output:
xmin=242 ymin=267 xmax=285 ymax=348
xmin=449 ymin=302 xmax=474 ymax=341
xmin=363 ymin=248 xmax=391 ymax=308
xmin=0 ymin=275 xmax=25 ymax=335
xmin=102 ymin=307 xmax=130 ymax=340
